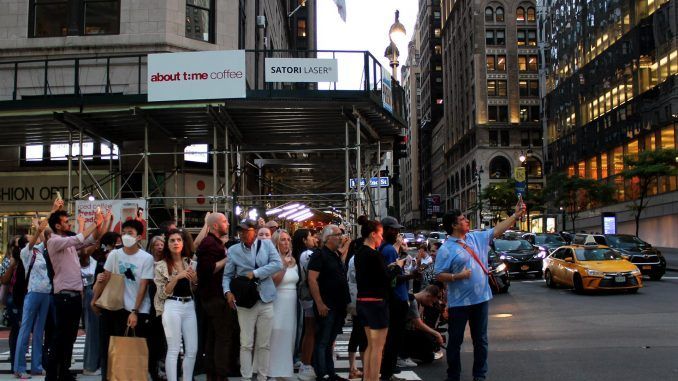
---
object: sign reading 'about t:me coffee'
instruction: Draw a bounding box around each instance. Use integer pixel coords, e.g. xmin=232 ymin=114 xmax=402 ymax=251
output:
xmin=147 ymin=50 xmax=246 ymax=101
xmin=265 ymin=58 xmax=338 ymax=82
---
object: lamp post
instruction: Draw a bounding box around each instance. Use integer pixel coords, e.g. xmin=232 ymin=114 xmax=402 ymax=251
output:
xmin=473 ymin=166 xmax=484 ymax=228
xmin=519 ymin=148 xmax=532 ymax=230
xmin=384 ymin=10 xmax=406 ymax=79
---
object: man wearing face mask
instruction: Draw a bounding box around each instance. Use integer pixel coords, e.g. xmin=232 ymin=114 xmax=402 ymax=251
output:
xmin=46 ymin=208 xmax=104 ymax=381
xmin=93 ymin=219 xmax=154 ymax=381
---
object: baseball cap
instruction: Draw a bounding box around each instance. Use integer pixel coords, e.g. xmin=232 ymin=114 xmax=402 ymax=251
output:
xmin=381 ymin=216 xmax=404 ymax=229
xmin=238 ymin=219 xmax=257 ymax=230
xmin=265 ymin=220 xmax=279 ymax=229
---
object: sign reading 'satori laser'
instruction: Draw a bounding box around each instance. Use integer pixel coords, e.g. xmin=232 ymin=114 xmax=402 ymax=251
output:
xmin=265 ymin=58 xmax=338 ymax=82
xmin=147 ymin=50 xmax=246 ymax=101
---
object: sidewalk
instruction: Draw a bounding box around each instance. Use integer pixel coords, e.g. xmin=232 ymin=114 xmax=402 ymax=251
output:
xmin=658 ymin=247 xmax=678 ymax=271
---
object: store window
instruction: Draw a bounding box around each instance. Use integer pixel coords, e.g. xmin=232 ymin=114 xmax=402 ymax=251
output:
xmin=660 ymin=126 xmax=675 ymax=149
xmin=186 ymin=0 xmax=214 ymax=43
xmin=612 ymin=147 xmax=624 ymax=175
xmin=30 ymin=0 xmax=120 ymax=37
xmin=25 ymin=145 xmax=44 ymax=162
xmin=600 ymin=153 xmax=608 ymax=178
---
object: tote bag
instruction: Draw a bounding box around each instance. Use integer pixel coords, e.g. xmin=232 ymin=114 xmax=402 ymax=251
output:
xmin=95 ymin=251 xmax=125 ymax=311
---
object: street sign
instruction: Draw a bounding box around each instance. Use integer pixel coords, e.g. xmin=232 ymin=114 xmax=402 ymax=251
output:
xmin=349 ymin=177 xmax=390 ymax=189
xmin=514 ymin=167 xmax=526 ymax=182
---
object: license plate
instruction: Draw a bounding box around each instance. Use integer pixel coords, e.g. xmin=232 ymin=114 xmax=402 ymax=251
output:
xmin=642 ymin=265 xmax=651 ymax=270
xmin=521 ymin=265 xmax=530 ymax=271
xmin=615 ymin=276 xmax=625 ymax=283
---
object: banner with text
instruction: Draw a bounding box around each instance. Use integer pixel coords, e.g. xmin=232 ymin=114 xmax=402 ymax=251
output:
xmin=148 ymin=50 xmax=246 ymax=102
xmin=75 ymin=199 xmax=148 ymax=239
xmin=265 ymin=58 xmax=338 ymax=82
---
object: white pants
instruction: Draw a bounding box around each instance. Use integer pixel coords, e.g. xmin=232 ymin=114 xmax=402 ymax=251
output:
xmin=162 ymin=299 xmax=198 ymax=381
xmin=236 ymin=300 xmax=274 ymax=381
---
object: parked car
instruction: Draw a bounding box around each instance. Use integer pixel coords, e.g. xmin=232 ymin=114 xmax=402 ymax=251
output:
xmin=426 ymin=231 xmax=447 ymax=249
xmin=489 ymin=248 xmax=510 ymax=293
xmin=492 ymin=238 xmax=547 ymax=278
xmin=401 ymin=232 xmax=418 ymax=248
xmin=523 ymin=233 xmax=567 ymax=253
xmin=543 ymin=245 xmax=642 ymax=293
xmin=603 ymin=234 xmax=666 ymax=280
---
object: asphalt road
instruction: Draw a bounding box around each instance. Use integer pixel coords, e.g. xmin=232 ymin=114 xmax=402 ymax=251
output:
xmin=412 ymin=275 xmax=678 ymax=381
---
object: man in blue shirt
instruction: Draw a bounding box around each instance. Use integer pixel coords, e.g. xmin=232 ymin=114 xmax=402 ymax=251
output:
xmin=434 ymin=202 xmax=525 ymax=381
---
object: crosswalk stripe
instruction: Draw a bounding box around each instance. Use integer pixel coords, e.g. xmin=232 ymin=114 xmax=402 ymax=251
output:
xmin=0 ymin=330 xmax=426 ymax=379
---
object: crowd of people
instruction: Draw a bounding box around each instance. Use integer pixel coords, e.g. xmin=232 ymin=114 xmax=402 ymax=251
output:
xmin=0 ymin=197 xmax=525 ymax=381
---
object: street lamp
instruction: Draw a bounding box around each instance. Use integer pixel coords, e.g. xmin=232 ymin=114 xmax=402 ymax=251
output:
xmin=385 ymin=10 xmax=406 ymax=79
xmin=519 ymin=149 xmax=533 ymax=230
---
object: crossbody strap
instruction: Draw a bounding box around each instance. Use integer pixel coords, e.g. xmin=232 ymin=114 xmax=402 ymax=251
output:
xmin=455 ymin=240 xmax=490 ymax=275
xmin=25 ymin=247 xmax=39 ymax=283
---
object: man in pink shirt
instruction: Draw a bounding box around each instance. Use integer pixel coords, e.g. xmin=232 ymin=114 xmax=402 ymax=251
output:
xmin=45 ymin=208 xmax=103 ymax=381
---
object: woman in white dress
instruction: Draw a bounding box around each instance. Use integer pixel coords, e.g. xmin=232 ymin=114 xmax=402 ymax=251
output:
xmin=268 ymin=229 xmax=299 ymax=380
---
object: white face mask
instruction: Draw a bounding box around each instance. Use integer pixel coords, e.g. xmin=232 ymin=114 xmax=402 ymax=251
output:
xmin=121 ymin=234 xmax=138 ymax=248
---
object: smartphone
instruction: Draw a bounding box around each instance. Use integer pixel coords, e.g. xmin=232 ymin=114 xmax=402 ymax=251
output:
xmin=96 ymin=206 xmax=101 ymax=214
xmin=190 ymin=260 xmax=198 ymax=271
xmin=137 ymin=207 xmax=144 ymax=218
xmin=56 ymin=191 xmax=62 ymax=201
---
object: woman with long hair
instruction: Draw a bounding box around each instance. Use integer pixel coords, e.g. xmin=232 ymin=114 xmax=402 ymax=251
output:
xmin=355 ymin=220 xmax=393 ymax=381
xmin=153 ymin=229 xmax=198 ymax=381
xmin=291 ymin=228 xmax=318 ymax=380
xmin=268 ymin=229 xmax=298 ymax=379
xmin=148 ymin=235 xmax=165 ymax=262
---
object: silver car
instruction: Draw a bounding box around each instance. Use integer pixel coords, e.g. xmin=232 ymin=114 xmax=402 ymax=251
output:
xmin=426 ymin=231 xmax=448 ymax=249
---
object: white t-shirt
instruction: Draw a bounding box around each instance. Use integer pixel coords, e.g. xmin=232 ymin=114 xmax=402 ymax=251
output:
xmin=104 ymin=248 xmax=155 ymax=314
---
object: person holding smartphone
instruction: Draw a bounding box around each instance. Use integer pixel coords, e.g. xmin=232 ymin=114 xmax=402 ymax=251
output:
xmin=434 ymin=200 xmax=525 ymax=381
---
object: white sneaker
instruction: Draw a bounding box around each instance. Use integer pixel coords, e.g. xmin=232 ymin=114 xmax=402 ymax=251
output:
xmin=434 ymin=350 xmax=444 ymax=360
xmin=82 ymin=369 xmax=102 ymax=376
xmin=396 ymin=357 xmax=418 ymax=367
xmin=294 ymin=360 xmax=303 ymax=370
xmin=297 ymin=364 xmax=317 ymax=381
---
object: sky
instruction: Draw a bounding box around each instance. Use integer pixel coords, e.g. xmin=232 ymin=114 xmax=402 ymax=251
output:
xmin=315 ymin=0 xmax=419 ymax=90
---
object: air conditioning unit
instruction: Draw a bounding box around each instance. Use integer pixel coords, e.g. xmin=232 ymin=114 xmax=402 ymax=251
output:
xmin=256 ymin=15 xmax=266 ymax=27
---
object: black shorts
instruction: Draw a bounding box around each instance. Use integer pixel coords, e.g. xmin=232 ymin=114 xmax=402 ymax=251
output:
xmin=356 ymin=300 xmax=389 ymax=329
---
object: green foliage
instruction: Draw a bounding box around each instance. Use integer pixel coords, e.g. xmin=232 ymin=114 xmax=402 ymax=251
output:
xmin=542 ymin=172 xmax=615 ymax=231
xmin=621 ymin=148 xmax=678 ymax=236
xmin=481 ymin=179 xmax=517 ymax=218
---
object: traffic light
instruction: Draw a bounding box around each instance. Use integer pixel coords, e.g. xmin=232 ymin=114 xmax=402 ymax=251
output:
xmin=394 ymin=135 xmax=408 ymax=159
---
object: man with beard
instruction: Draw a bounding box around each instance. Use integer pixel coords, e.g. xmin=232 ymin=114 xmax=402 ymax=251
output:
xmin=379 ymin=216 xmax=419 ymax=381
xmin=196 ymin=212 xmax=240 ymax=380
xmin=46 ymin=208 xmax=103 ymax=381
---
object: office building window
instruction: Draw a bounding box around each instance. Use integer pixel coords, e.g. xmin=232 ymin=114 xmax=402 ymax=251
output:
xmin=518 ymin=29 xmax=537 ymax=46
xmin=519 ymin=106 xmax=539 ymax=122
xmin=488 ymin=106 xmax=508 ymax=122
xmin=487 ymin=80 xmax=496 ymax=96
xmin=297 ymin=19 xmax=307 ymax=37
xmin=485 ymin=7 xmax=494 ymax=22
xmin=486 ymin=56 xmax=496 ymax=71
xmin=496 ymin=7 xmax=504 ymax=22
xmin=30 ymin=0 xmax=120 ymax=37
xmin=519 ymin=55 xmax=538 ymax=71
xmin=501 ymin=130 xmax=510 ymax=146
xmin=490 ymin=130 xmax=499 ymax=147
xmin=186 ymin=0 xmax=214 ymax=42
xmin=527 ymin=7 xmax=536 ymax=22
xmin=521 ymin=131 xmax=530 ymax=146
xmin=516 ymin=7 xmax=525 ymax=22
xmin=520 ymin=80 xmax=539 ymax=97
xmin=485 ymin=29 xmax=505 ymax=46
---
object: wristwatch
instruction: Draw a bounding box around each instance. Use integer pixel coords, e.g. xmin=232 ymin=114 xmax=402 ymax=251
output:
xmin=131 ymin=309 xmax=138 ymax=313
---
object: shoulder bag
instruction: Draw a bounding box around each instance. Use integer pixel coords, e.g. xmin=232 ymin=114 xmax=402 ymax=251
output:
xmin=230 ymin=240 xmax=262 ymax=308
xmin=457 ymin=241 xmax=500 ymax=294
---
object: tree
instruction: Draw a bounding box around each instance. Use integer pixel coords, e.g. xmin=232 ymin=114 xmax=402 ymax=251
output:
xmin=621 ymin=148 xmax=678 ymax=237
xmin=481 ymin=179 xmax=520 ymax=224
xmin=542 ymin=172 xmax=615 ymax=231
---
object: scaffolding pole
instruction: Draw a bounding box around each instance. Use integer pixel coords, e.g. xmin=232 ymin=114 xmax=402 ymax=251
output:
xmin=224 ymin=120 xmax=230 ymax=216
xmin=356 ymin=116 xmax=362 ymax=218
xmin=173 ymin=143 xmax=179 ymax=221
xmin=143 ymin=124 xmax=149 ymax=199
xmin=345 ymin=122 xmax=350 ymax=224
xmin=78 ymin=128 xmax=83 ymax=201
xmin=212 ymin=122 xmax=218 ymax=212
xmin=67 ymin=132 xmax=73 ymax=213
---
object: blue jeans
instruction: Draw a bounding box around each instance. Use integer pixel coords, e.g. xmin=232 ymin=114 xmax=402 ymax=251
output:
xmin=313 ymin=306 xmax=346 ymax=379
xmin=14 ymin=291 xmax=51 ymax=374
xmin=446 ymin=301 xmax=489 ymax=381
xmin=82 ymin=286 xmax=100 ymax=372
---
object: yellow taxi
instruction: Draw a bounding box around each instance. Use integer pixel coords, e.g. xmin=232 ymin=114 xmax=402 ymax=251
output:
xmin=543 ymin=244 xmax=642 ymax=293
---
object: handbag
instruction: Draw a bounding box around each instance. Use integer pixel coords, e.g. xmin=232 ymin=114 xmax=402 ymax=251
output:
xmin=230 ymin=240 xmax=261 ymax=308
xmin=95 ymin=251 xmax=125 ymax=311
xmin=457 ymin=240 xmax=501 ymax=294
xmin=107 ymin=327 xmax=149 ymax=381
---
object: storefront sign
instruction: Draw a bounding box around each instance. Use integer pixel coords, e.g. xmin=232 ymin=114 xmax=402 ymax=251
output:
xmin=382 ymin=67 xmax=393 ymax=113
xmin=148 ymin=50 xmax=246 ymax=102
xmin=265 ymin=58 xmax=338 ymax=82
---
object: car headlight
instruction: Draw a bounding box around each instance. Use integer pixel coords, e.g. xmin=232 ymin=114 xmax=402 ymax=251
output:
xmin=631 ymin=269 xmax=641 ymax=275
xmin=586 ymin=269 xmax=604 ymax=276
xmin=495 ymin=263 xmax=507 ymax=272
